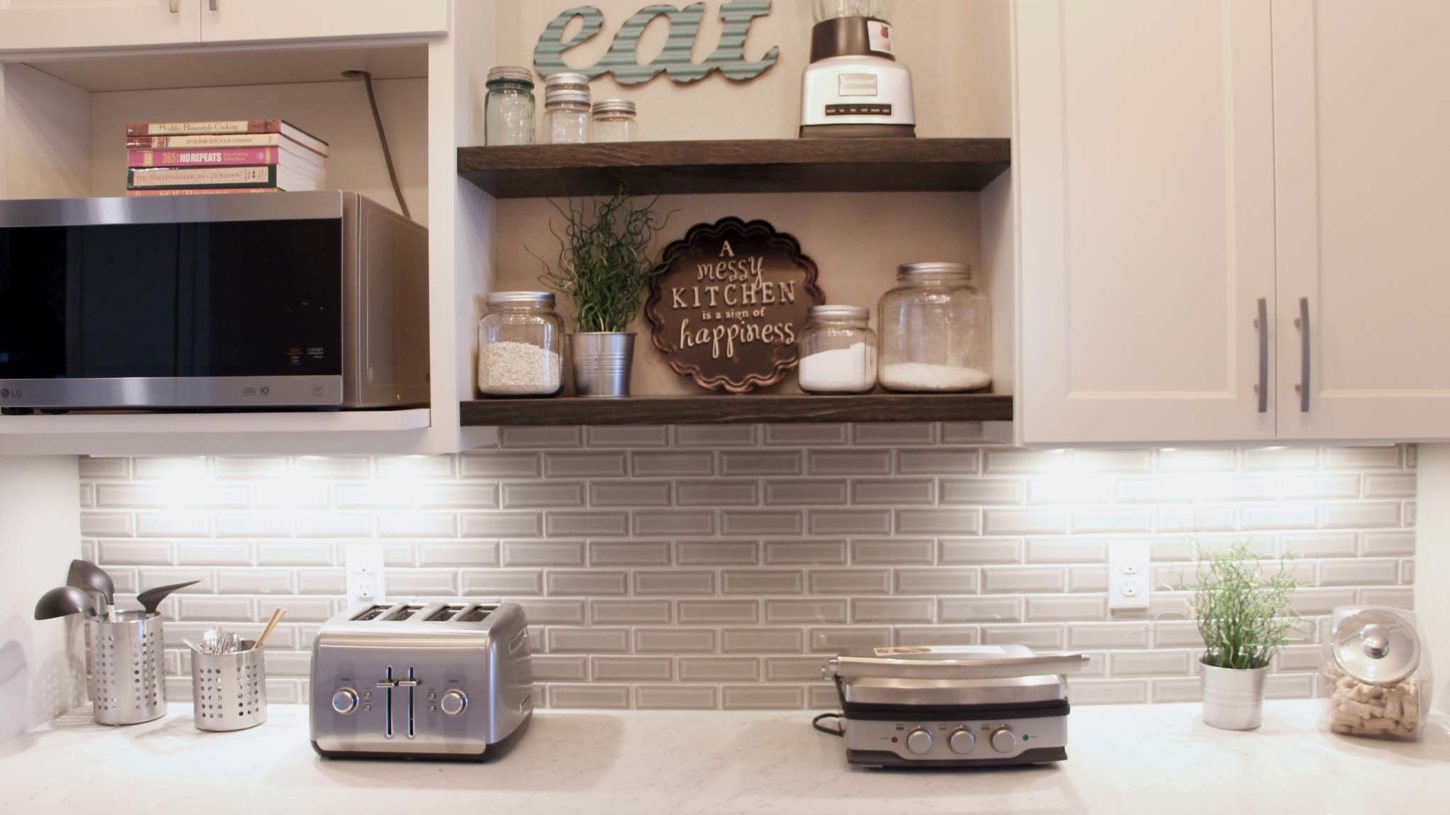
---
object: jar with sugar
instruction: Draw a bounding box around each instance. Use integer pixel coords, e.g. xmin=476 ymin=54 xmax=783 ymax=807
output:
xmin=877 ymin=262 xmax=992 ymax=393
xmin=798 ymin=305 xmax=876 ymax=394
xmin=477 ymin=292 xmax=564 ymax=397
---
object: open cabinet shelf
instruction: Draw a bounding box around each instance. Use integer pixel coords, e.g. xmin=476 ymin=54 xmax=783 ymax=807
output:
xmin=457 ymin=138 xmax=1011 ymax=198
xmin=460 ymin=394 xmax=1012 ymax=426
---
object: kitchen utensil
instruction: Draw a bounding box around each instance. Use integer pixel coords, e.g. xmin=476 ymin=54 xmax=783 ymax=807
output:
xmin=135 ymin=580 xmax=199 ymax=615
xmin=193 ymin=638 xmax=267 ymax=732
xmin=33 ymin=585 xmax=101 ymax=620
xmin=66 ymin=560 xmax=115 ymax=618
xmin=88 ymin=611 xmax=165 ymax=726
xmin=201 ymin=628 xmax=221 ymax=656
xmin=820 ymin=645 xmax=1087 ymax=768
xmin=311 ymin=602 xmax=532 ymax=761
xmin=253 ymin=608 xmax=286 ymax=650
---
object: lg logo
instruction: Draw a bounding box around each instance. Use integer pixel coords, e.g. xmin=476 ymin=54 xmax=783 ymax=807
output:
xmin=0 ymin=387 xmax=19 ymax=399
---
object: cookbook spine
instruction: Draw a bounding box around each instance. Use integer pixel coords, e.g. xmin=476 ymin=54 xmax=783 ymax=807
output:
xmin=127 ymin=148 xmax=281 ymax=168
xmin=125 ymin=119 xmax=283 ymax=136
xmin=127 ymin=165 xmax=278 ymax=189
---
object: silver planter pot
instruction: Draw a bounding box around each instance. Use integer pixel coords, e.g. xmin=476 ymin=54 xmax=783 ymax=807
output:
xmin=1200 ymin=659 xmax=1269 ymax=730
xmin=570 ymin=332 xmax=635 ymax=398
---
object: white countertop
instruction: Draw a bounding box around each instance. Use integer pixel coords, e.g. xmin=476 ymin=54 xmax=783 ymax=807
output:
xmin=1 ymin=701 xmax=1447 ymax=814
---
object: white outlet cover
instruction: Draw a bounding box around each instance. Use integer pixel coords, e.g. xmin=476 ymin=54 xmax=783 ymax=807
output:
xmin=1108 ymin=541 xmax=1151 ymax=610
xmin=345 ymin=545 xmax=386 ymax=607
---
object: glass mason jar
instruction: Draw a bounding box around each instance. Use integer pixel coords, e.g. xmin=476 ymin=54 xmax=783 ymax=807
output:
xmin=798 ymin=305 xmax=877 ymax=394
xmin=477 ymin=292 xmax=564 ymax=397
xmin=591 ymin=99 xmax=638 ymax=143
xmin=877 ymin=262 xmax=992 ymax=392
xmin=485 ymin=66 xmax=536 ymax=146
xmin=1322 ymin=606 xmax=1432 ymax=742
xmin=545 ymin=89 xmax=591 ymax=145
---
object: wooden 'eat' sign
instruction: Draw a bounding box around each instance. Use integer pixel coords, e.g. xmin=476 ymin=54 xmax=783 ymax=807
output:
xmin=647 ymin=217 xmax=822 ymax=394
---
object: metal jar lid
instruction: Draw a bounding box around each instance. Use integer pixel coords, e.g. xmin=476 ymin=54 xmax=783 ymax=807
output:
xmin=545 ymin=72 xmax=591 ymax=91
xmin=808 ymin=305 xmax=870 ymax=322
xmin=487 ymin=291 xmax=555 ymax=308
xmin=593 ymin=99 xmax=638 ymax=117
xmin=1331 ymin=607 xmax=1421 ymax=685
xmin=545 ymin=89 xmax=592 ymax=108
xmin=486 ymin=66 xmax=535 ymax=87
xmin=899 ymin=261 xmax=972 ymax=278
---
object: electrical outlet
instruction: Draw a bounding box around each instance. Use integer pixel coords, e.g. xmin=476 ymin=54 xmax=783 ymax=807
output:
xmin=345 ymin=546 xmax=386 ymax=607
xmin=1109 ymin=541 xmax=1151 ymax=610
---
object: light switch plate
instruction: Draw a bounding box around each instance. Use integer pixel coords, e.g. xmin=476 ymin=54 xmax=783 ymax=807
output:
xmin=1109 ymin=541 xmax=1151 ymax=610
xmin=345 ymin=545 xmax=386 ymax=607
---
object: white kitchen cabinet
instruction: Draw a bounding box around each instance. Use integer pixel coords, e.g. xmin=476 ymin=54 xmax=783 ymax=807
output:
xmin=1272 ymin=0 xmax=1450 ymax=441
xmin=0 ymin=0 xmax=200 ymax=52
xmin=1016 ymin=0 xmax=1277 ymax=444
xmin=200 ymin=0 xmax=447 ymax=45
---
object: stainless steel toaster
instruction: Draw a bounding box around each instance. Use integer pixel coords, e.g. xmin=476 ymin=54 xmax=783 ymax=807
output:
xmin=309 ymin=601 xmax=533 ymax=761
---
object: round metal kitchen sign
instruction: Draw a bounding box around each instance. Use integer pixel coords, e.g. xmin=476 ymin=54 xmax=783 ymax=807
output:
xmin=647 ymin=217 xmax=822 ymax=394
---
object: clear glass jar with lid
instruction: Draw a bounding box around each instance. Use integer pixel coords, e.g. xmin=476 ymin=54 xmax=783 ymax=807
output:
xmin=485 ymin=66 xmax=536 ymax=146
xmin=877 ymin=262 xmax=992 ymax=392
xmin=591 ymin=99 xmax=638 ymax=143
xmin=544 ymin=72 xmax=591 ymax=144
xmin=798 ymin=305 xmax=877 ymax=394
xmin=477 ymin=291 xmax=564 ymax=397
xmin=1322 ymin=606 xmax=1432 ymax=741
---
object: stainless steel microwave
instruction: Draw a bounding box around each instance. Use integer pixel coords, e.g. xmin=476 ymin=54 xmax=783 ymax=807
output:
xmin=0 ymin=192 xmax=428 ymax=411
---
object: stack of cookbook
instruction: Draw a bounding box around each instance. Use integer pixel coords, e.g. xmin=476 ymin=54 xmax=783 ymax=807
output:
xmin=125 ymin=119 xmax=330 ymax=196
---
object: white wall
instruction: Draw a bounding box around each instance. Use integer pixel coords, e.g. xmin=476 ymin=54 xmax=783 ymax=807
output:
xmin=0 ymin=457 xmax=83 ymax=741
xmin=1415 ymin=445 xmax=1448 ymax=713
xmin=2 ymin=63 xmax=91 ymax=198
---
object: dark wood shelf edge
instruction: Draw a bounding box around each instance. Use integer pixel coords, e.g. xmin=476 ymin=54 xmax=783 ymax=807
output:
xmin=460 ymin=394 xmax=1014 ymax=426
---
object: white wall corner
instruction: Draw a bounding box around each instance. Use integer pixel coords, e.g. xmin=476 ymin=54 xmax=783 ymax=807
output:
xmin=1415 ymin=444 xmax=1448 ymax=714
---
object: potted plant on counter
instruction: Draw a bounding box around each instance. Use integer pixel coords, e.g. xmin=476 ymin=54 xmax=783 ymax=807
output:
xmin=537 ymin=187 xmax=670 ymax=398
xmin=1191 ymin=542 xmax=1301 ymax=731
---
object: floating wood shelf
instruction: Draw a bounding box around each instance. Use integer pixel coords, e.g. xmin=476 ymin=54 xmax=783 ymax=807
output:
xmin=457 ymin=138 xmax=1011 ymax=198
xmin=460 ymin=394 xmax=1012 ymax=426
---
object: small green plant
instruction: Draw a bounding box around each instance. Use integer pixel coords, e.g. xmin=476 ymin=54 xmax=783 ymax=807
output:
xmin=1190 ymin=542 xmax=1301 ymax=670
xmin=535 ymin=188 xmax=670 ymax=334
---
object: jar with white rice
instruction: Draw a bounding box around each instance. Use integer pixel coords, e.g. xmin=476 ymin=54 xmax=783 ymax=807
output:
xmin=477 ymin=291 xmax=564 ymax=397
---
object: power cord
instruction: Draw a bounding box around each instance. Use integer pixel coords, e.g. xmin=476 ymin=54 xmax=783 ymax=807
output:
xmin=343 ymin=69 xmax=411 ymax=220
xmin=812 ymin=712 xmax=845 ymax=737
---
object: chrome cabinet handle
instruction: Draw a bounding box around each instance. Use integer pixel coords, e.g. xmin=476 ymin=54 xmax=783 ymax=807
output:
xmin=168 ymin=0 xmax=179 ymax=13
xmin=1295 ymin=297 xmax=1311 ymax=412
xmin=1255 ymin=298 xmax=1268 ymax=413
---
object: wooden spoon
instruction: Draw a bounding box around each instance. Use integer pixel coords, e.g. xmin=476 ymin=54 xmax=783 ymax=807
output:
xmin=252 ymin=607 xmax=286 ymax=650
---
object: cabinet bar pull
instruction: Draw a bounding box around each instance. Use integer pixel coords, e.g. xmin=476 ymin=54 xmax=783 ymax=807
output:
xmin=1295 ymin=297 xmax=1311 ymax=412
xmin=208 ymin=0 xmax=218 ymax=10
xmin=168 ymin=0 xmax=179 ymax=13
xmin=1255 ymin=298 xmax=1268 ymax=413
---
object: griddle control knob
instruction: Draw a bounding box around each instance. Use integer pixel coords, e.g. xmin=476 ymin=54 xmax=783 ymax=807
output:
xmin=904 ymin=728 xmax=933 ymax=755
xmin=948 ymin=728 xmax=976 ymax=754
xmin=990 ymin=726 xmax=1017 ymax=754
xmin=439 ymin=689 xmax=469 ymax=717
xmin=331 ymin=687 xmax=360 ymax=715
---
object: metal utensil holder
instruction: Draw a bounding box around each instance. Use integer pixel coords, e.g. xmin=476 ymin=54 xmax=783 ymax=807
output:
xmin=191 ymin=640 xmax=267 ymax=732
xmin=87 ymin=611 xmax=165 ymax=726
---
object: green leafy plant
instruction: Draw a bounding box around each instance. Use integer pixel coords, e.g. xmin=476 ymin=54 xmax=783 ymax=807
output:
xmin=535 ymin=188 xmax=670 ymax=334
xmin=1190 ymin=542 xmax=1301 ymax=670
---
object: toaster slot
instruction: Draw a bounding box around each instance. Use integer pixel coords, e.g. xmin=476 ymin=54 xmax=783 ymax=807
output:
xmin=383 ymin=604 xmax=426 ymax=622
xmin=425 ymin=604 xmax=468 ymax=622
xmin=454 ymin=604 xmax=497 ymax=623
xmin=351 ymin=605 xmax=392 ymax=622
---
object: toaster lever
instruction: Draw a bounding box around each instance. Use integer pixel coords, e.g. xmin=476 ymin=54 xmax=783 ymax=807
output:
xmin=402 ymin=668 xmax=418 ymax=740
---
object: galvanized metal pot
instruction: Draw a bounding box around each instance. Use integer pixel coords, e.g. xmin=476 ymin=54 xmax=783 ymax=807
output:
xmin=570 ymin=332 xmax=635 ymax=397
xmin=1201 ymin=659 xmax=1268 ymax=730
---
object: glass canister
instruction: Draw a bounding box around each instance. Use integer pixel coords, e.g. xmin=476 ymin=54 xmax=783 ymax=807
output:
xmin=477 ymin=291 xmax=564 ymax=397
xmin=877 ymin=262 xmax=992 ymax=392
xmin=591 ymin=99 xmax=638 ymax=143
xmin=798 ymin=305 xmax=877 ymax=394
xmin=485 ymin=66 xmax=536 ymax=146
xmin=545 ymin=89 xmax=591 ymax=145
xmin=1322 ymin=606 xmax=1432 ymax=741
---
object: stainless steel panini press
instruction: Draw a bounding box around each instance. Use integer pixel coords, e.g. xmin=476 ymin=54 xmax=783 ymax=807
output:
xmin=822 ymin=645 xmax=1087 ymax=768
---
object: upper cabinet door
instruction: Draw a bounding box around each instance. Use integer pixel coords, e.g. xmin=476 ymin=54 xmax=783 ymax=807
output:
xmin=199 ymin=0 xmax=447 ymax=44
xmin=0 ymin=0 xmax=201 ymax=52
xmin=1016 ymin=0 xmax=1277 ymax=444
xmin=1273 ymin=0 xmax=1450 ymax=441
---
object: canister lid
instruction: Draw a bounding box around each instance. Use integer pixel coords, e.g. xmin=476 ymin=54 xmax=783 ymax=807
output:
xmin=545 ymin=89 xmax=592 ymax=107
xmin=899 ymin=262 xmax=972 ymax=278
xmin=1332 ymin=607 xmax=1421 ymax=685
xmin=808 ymin=305 xmax=869 ymax=322
xmin=593 ymin=99 xmax=638 ymax=116
xmin=486 ymin=66 xmax=535 ymax=86
xmin=545 ymin=72 xmax=591 ymax=89
xmin=487 ymin=291 xmax=555 ymax=308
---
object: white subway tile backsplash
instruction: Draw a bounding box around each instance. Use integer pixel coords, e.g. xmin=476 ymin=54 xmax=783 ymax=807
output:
xmin=84 ymin=439 xmax=1412 ymax=710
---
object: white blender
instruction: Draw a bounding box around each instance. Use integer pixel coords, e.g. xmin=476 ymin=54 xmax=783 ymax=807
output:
xmin=800 ymin=0 xmax=916 ymax=138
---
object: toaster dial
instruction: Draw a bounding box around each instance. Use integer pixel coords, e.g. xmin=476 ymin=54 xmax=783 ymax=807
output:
xmin=439 ymin=689 xmax=468 ymax=717
xmin=331 ymin=687 xmax=361 ymax=715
